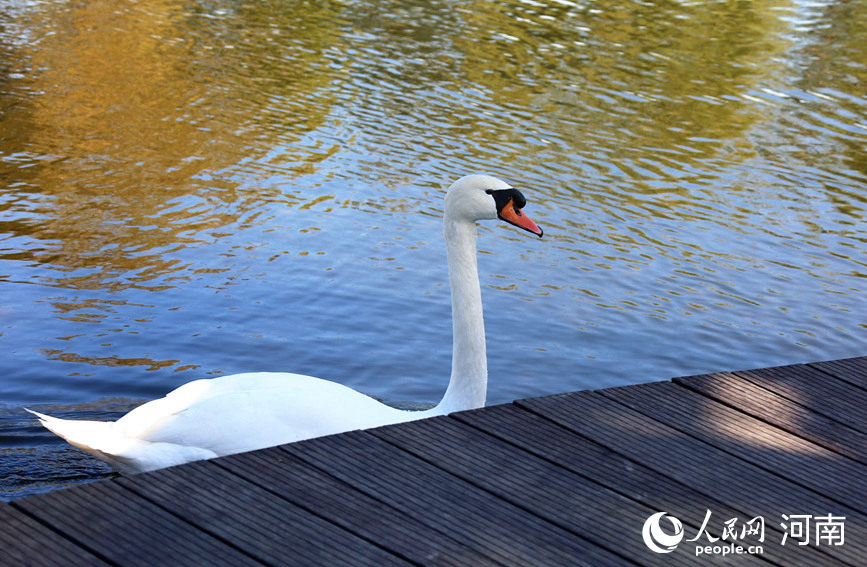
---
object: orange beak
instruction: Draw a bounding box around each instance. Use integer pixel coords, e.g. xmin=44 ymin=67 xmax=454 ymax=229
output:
xmin=499 ymin=198 xmax=543 ymax=237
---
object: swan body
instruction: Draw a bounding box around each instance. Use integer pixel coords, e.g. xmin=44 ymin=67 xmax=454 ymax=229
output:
xmin=29 ymin=373 xmax=434 ymax=474
xmin=29 ymin=174 xmax=543 ymax=474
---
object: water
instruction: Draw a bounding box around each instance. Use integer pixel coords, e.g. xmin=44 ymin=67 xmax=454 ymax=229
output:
xmin=1 ymin=0 xmax=865 ymax=499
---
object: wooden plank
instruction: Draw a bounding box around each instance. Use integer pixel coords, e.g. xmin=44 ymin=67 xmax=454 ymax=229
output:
xmin=675 ymin=371 xmax=867 ymax=465
xmin=518 ymin=390 xmax=864 ymax=566
xmin=13 ymin=478 xmax=259 ymax=567
xmin=11 ymin=357 xmax=867 ymax=566
xmin=455 ymin=402 xmax=764 ymax=525
xmin=810 ymin=356 xmax=867 ymax=390
xmin=452 ymin=402 xmax=851 ymax=567
xmin=370 ymin=413 xmax=755 ymax=566
xmin=601 ymin=380 xmax=867 ymax=512
xmin=117 ymin=457 xmax=410 ymax=567
xmin=0 ymin=502 xmax=107 ymax=567
xmin=213 ymin=446 xmax=494 ymax=567
xmin=734 ymin=364 xmax=867 ymax=434
xmin=283 ymin=429 xmax=628 ymax=567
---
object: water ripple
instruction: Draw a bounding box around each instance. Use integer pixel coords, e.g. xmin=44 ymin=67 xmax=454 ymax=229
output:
xmin=1 ymin=0 xmax=866 ymax=498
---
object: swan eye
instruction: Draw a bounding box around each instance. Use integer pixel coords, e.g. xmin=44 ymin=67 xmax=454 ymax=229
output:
xmin=487 ymin=188 xmax=526 ymax=213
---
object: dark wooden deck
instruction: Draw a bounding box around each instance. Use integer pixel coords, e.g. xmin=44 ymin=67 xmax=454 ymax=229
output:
xmin=3 ymin=357 xmax=866 ymax=566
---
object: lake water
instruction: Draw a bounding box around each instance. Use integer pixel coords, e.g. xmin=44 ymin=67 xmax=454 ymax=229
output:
xmin=1 ymin=0 xmax=865 ymax=499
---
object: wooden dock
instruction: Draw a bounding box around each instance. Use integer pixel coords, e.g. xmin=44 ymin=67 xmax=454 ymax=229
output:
xmin=3 ymin=357 xmax=865 ymax=566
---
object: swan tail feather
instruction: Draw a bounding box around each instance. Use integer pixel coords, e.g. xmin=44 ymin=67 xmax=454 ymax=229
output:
xmin=26 ymin=408 xmax=218 ymax=474
xmin=26 ymin=408 xmax=120 ymax=458
xmin=26 ymin=408 xmax=147 ymax=473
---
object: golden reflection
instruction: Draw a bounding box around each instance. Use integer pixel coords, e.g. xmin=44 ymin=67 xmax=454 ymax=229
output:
xmin=41 ymin=349 xmax=181 ymax=372
xmin=793 ymin=0 xmax=867 ymax=187
xmin=0 ymin=0 xmax=340 ymax=289
xmin=451 ymin=0 xmax=793 ymax=165
xmin=1 ymin=0 xmax=864 ymax=379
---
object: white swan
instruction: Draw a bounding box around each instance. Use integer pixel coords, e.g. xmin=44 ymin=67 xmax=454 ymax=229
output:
xmin=28 ymin=174 xmax=543 ymax=474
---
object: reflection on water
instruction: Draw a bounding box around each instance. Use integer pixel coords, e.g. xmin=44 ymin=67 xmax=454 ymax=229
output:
xmin=1 ymin=0 xmax=866 ymax=498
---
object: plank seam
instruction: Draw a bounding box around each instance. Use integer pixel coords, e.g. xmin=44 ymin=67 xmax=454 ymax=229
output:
xmin=515 ymin=393 xmax=861 ymax=567
xmin=734 ymin=366 xmax=867 ymax=434
xmin=277 ymin=438 xmax=527 ymax=566
xmin=495 ymin=403 xmax=855 ymax=567
xmin=596 ymin=386 xmax=866 ymax=516
xmin=366 ymin=421 xmax=644 ymax=567
xmin=208 ymin=456 xmax=427 ymax=567
xmin=808 ymin=359 xmax=867 ymax=392
xmin=9 ymin=499 xmax=119 ymax=567
xmin=114 ymin=481 xmax=269 ymax=566
xmin=276 ymin=440 xmax=522 ymax=566
xmin=673 ymin=375 xmax=867 ymax=466
xmin=446 ymin=406 xmax=771 ymax=563
xmin=450 ymin=403 xmax=706 ymax=521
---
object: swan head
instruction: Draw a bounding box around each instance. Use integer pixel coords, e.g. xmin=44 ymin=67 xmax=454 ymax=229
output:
xmin=445 ymin=174 xmax=543 ymax=237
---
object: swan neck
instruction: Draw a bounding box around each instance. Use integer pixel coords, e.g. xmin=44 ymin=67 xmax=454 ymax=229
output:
xmin=436 ymin=215 xmax=487 ymax=414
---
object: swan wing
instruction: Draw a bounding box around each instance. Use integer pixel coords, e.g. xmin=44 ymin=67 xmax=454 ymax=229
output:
xmin=116 ymin=372 xmax=408 ymax=457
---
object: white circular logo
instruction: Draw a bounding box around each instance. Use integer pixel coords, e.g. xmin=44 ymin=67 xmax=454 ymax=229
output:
xmin=642 ymin=512 xmax=684 ymax=553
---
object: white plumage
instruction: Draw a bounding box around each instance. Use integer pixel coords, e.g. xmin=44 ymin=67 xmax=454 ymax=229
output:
xmin=29 ymin=174 xmax=543 ymax=474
